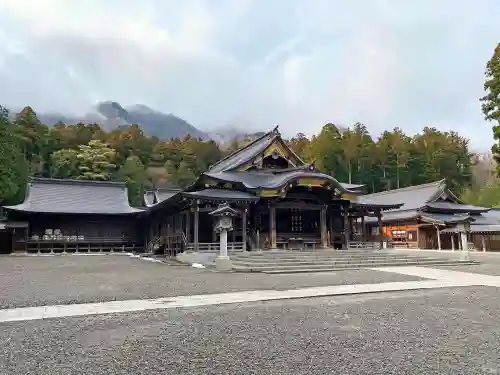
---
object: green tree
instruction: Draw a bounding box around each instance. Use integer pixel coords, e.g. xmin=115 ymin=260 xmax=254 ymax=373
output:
xmin=76 ymin=140 xmax=117 ymax=180
xmin=306 ymin=123 xmax=343 ymax=177
xmin=0 ymin=106 xmax=28 ymax=203
xmin=50 ymin=149 xmax=79 ymax=179
xmin=117 ymin=155 xmax=149 ymax=206
xmin=461 ymin=179 xmax=500 ymax=207
xmin=481 ymin=43 xmax=500 ymax=175
xmin=288 ymin=133 xmax=310 ymax=159
xmin=376 ymin=128 xmax=413 ymax=190
xmin=14 ymin=106 xmax=49 ymax=174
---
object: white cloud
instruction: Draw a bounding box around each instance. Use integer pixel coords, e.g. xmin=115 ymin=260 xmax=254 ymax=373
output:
xmin=329 ymin=25 xmax=403 ymax=127
xmin=0 ymin=0 xmax=498 ymax=150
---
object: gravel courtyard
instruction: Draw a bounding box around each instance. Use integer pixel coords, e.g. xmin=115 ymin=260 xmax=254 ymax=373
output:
xmin=2 ymin=286 xmax=500 ymax=375
xmin=2 ymin=254 xmax=500 ymax=374
xmin=0 ymin=254 xmax=424 ymax=309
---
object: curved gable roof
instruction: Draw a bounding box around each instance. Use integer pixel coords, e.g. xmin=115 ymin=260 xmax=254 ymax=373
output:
xmin=5 ymin=178 xmax=142 ymax=215
xmin=207 ymin=126 xmax=305 ymax=173
xmin=361 ymin=180 xmax=446 ymax=212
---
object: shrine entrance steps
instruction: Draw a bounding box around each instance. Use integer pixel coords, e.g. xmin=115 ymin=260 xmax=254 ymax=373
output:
xmin=231 ymin=249 xmax=477 ymax=274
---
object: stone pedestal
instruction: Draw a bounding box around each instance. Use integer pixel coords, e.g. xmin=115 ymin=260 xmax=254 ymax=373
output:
xmin=216 ymin=256 xmax=233 ymax=271
xmin=459 ymin=230 xmax=470 ymax=261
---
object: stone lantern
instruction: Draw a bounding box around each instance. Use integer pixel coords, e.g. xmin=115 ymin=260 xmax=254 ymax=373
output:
xmin=209 ymin=203 xmax=239 ymax=271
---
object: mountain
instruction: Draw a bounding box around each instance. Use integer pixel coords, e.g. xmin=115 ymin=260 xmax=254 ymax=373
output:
xmin=36 ymin=101 xmax=209 ymax=140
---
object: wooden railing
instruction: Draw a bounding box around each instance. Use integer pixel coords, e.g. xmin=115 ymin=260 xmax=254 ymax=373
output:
xmin=185 ymin=242 xmax=244 ymax=252
xmin=391 ymin=241 xmax=418 ymax=249
xmin=22 ymin=237 xmax=142 ymax=253
xmin=348 ymin=241 xmax=380 ymax=249
xmin=163 ymin=232 xmax=185 ymax=256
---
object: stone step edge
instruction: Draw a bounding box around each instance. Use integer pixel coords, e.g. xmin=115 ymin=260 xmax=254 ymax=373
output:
xmin=232 ymin=261 xmax=478 ymax=273
xmin=230 ymin=259 xmax=457 ymax=267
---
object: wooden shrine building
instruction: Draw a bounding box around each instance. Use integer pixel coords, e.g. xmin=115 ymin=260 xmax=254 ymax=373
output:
xmin=2 ymin=178 xmax=143 ymax=253
xmin=362 ymin=180 xmax=500 ymax=251
xmin=142 ymin=126 xmax=403 ymax=253
xmin=3 ymin=126 xmax=500 ymax=255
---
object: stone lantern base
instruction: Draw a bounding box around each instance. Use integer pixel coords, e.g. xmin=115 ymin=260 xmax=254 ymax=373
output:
xmin=216 ymin=256 xmax=233 ymax=271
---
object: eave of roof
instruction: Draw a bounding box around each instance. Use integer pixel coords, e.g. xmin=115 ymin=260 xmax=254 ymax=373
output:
xmin=424 ymin=201 xmax=489 ymax=213
xmin=4 ymin=178 xmax=142 ymax=215
xmin=207 ymin=126 xmax=307 ymax=174
xmin=204 ymin=170 xmax=352 ymax=194
xmin=207 ymin=128 xmax=279 ymax=173
xmin=182 ymin=189 xmax=260 ymax=202
xmin=349 ymin=195 xmax=403 ymax=210
xmin=360 ymin=180 xmax=446 ymax=212
xmin=441 ymin=224 xmax=500 ymax=233
xmin=419 ymin=213 xmax=474 ymax=225
xmin=365 ymin=209 xmax=420 ymax=223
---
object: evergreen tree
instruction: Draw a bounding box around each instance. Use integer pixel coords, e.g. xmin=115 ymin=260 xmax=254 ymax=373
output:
xmin=117 ymin=155 xmax=148 ymax=206
xmin=481 ymin=43 xmax=500 ymax=175
xmin=0 ymin=106 xmax=28 ymax=203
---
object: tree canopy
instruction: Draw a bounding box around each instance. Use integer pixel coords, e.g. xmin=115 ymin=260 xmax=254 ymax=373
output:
xmin=0 ymin=104 xmax=480 ymax=206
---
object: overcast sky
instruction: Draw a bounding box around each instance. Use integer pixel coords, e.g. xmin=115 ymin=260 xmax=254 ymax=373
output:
xmin=0 ymin=0 xmax=498 ymax=150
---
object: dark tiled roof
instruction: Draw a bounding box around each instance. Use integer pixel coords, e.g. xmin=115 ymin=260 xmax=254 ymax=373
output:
xmin=361 ymin=180 xmax=446 ymax=212
xmin=182 ymin=189 xmax=260 ymax=202
xmin=349 ymin=195 xmax=403 ymax=210
xmin=144 ymin=188 xmax=182 ymax=207
xmin=366 ymin=209 xmax=420 ymax=223
xmin=419 ymin=213 xmax=473 ymax=225
xmin=208 ymin=130 xmax=279 ymax=173
xmin=5 ymin=178 xmax=142 ymax=215
xmin=470 ymin=224 xmax=500 ymax=233
xmin=441 ymin=224 xmax=500 ymax=233
xmin=156 ymin=188 xmax=181 ymax=203
xmin=340 ymin=183 xmax=365 ymax=191
xmin=205 ymin=170 xmax=349 ymax=192
xmin=474 ymin=209 xmax=500 ymax=225
xmin=207 ymin=126 xmax=305 ymax=173
xmin=424 ymin=201 xmax=489 ymax=213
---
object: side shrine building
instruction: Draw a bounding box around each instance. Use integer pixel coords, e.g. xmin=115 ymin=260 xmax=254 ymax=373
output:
xmin=1 ymin=126 xmax=500 ymax=254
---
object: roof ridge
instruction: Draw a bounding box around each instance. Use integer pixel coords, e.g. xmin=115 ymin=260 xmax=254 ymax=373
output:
xmin=208 ymin=127 xmax=278 ymax=171
xmin=363 ymin=179 xmax=445 ymax=197
xmin=30 ymin=177 xmax=127 ymax=188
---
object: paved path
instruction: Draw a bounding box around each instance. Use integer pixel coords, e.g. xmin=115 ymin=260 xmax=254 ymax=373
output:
xmin=374 ymin=266 xmax=500 ymax=287
xmin=1 ymin=266 xmax=497 ymax=323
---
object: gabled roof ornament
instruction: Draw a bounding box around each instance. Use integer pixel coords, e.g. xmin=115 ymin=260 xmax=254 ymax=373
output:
xmin=272 ymin=124 xmax=280 ymax=135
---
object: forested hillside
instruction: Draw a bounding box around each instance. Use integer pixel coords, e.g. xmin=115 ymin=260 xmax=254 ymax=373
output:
xmin=0 ymin=105 xmax=478 ymax=207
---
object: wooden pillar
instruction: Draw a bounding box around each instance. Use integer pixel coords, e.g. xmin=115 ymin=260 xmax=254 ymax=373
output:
xmin=328 ymin=209 xmax=334 ymax=247
xmin=481 ymin=234 xmax=486 ymax=252
xmin=343 ymin=210 xmax=350 ymax=249
xmin=185 ymin=211 xmax=191 ymax=242
xmin=377 ymin=210 xmax=383 ymax=249
xmin=361 ymin=215 xmax=366 ymax=242
xmin=193 ymin=204 xmax=199 ymax=252
xmin=451 ymin=233 xmax=455 ymax=251
xmin=242 ymin=207 xmax=247 ymax=252
xmin=416 ymin=225 xmax=420 ymax=249
xmin=269 ymin=205 xmax=277 ymax=249
xmin=436 ymin=226 xmax=441 ymax=251
xmin=320 ymin=206 xmax=328 ymax=248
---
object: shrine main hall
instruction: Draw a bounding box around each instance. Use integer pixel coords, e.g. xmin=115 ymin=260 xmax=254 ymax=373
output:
xmin=2 ymin=126 xmax=500 ymax=255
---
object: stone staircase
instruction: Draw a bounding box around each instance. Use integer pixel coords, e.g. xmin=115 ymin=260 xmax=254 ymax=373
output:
xmin=231 ymin=249 xmax=477 ymax=274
